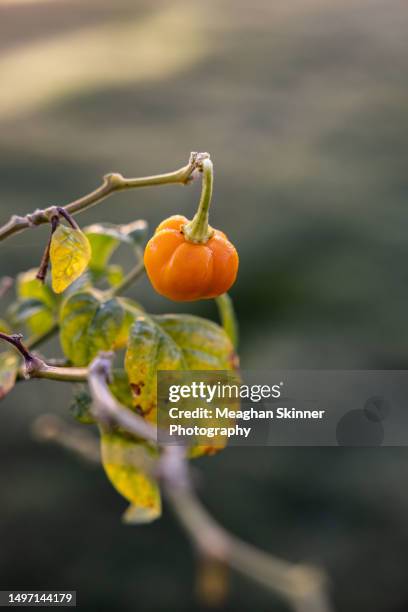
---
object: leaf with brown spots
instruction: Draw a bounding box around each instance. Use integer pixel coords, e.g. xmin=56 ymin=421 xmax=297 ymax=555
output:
xmin=125 ymin=315 xmax=185 ymax=422
xmin=124 ymin=313 xmax=239 ymax=456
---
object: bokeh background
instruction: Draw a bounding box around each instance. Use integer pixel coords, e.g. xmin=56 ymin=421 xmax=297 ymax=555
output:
xmin=1 ymin=0 xmax=408 ymax=610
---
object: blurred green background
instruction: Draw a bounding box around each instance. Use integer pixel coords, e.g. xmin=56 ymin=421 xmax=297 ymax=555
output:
xmin=1 ymin=0 xmax=408 ymax=610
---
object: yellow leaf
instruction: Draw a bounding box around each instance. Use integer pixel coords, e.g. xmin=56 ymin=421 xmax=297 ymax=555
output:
xmin=50 ymin=225 xmax=91 ymax=293
xmin=101 ymin=432 xmax=161 ymax=524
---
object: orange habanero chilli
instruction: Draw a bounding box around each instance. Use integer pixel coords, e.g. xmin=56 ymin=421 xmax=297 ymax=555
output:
xmin=144 ymin=215 xmax=239 ymax=302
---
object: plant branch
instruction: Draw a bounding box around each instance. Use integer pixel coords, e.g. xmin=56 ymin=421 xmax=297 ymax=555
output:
xmin=167 ymin=487 xmax=332 ymax=612
xmin=36 ymin=213 xmax=60 ymax=282
xmin=106 ymin=248 xmax=145 ymax=298
xmin=0 ymin=332 xmax=33 ymax=361
xmin=0 ymin=145 xmax=334 ymax=610
xmin=87 ymin=352 xmax=333 ymax=612
xmin=0 ymin=152 xmax=209 ymax=242
xmin=0 ymin=331 xmax=87 ymax=381
xmin=2 ymin=341 xmax=333 ymax=610
xmin=88 ymin=352 xmax=160 ymax=444
xmin=32 ymin=414 xmax=100 ymax=464
xmin=28 ymin=363 xmax=88 ymax=382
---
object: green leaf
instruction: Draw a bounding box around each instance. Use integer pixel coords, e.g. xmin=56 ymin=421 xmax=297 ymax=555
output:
xmin=85 ymin=220 xmax=148 ymax=272
xmin=50 ymin=225 xmax=92 ymax=294
xmin=17 ymin=268 xmax=55 ymax=308
xmin=124 ymin=313 xmax=238 ymax=456
xmin=59 ymin=290 xmax=123 ymax=366
xmin=100 ymin=432 xmax=161 ymax=524
xmin=125 ymin=313 xmax=236 ymax=423
xmin=59 ymin=290 xmax=142 ymax=366
xmin=9 ymin=299 xmax=55 ymax=336
xmin=155 ymin=314 xmax=237 ymax=370
xmin=85 ymin=230 xmax=120 ymax=272
xmin=0 ymin=353 xmax=19 ymax=401
xmin=11 ymin=268 xmax=57 ymax=335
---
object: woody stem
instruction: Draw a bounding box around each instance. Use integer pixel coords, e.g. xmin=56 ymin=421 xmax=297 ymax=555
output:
xmin=36 ymin=214 xmax=60 ymax=282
